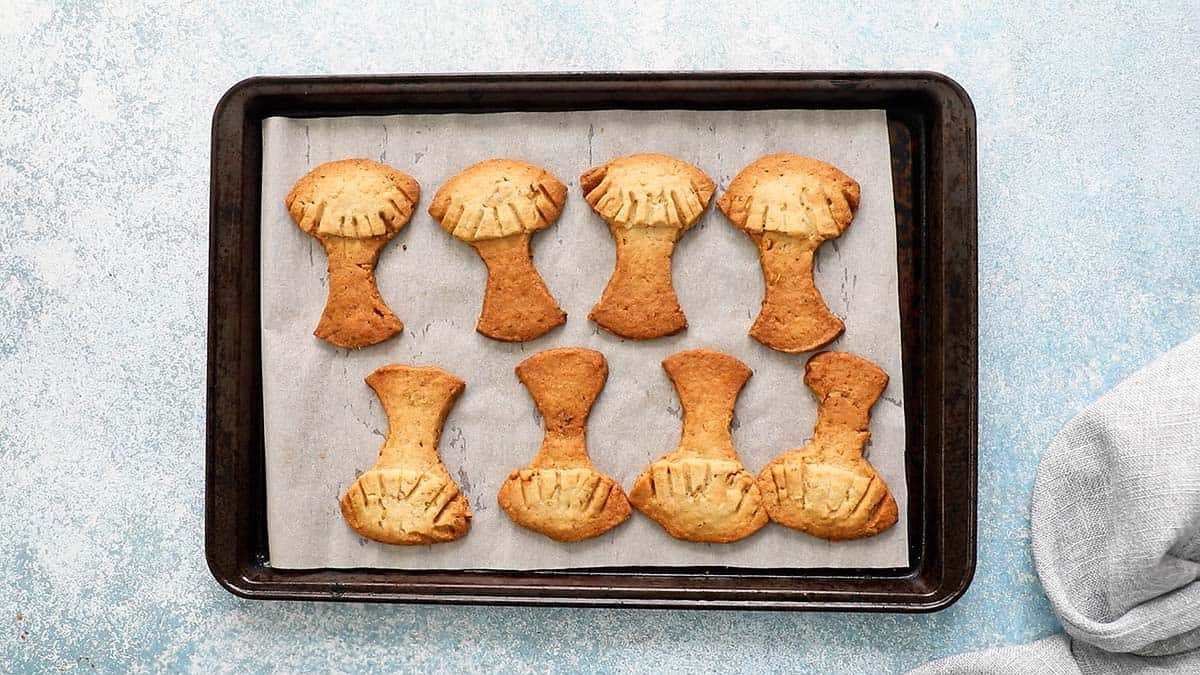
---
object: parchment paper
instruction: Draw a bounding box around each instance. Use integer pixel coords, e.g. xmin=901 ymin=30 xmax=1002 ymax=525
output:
xmin=260 ymin=109 xmax=907 ymax=570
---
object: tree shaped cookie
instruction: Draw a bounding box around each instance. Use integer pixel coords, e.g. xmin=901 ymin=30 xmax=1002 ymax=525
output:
xmin=497 ymin=348 xmax=632 ymax=542
xmin=628 ymin=349 xmax=768 ymax=543
xmin=286 ymin=158 xmax=419 ymax=349
xmin=429 ymin=159 xmax=568 ymax=342
xmin=757 ymin=351 xmax=898 ymax=540
xmin=580 ymin=153 xmax=715 ymax=339
xmin=340 ymin=365 xmax=472 ymax=545
xmin=716 ymin=154 xmax=861 ymax=353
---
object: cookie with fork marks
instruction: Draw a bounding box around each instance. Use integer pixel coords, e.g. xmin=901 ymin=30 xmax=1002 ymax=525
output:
xmin=429 ymin=159 xmax=567 ymax=342
xmin=498 ymin=348 xmax=631 ymax=542
xmin=716 ymin=154 xmax=860 ymax=353
xmin=757 ymin=351 xmax=898 ymax=540
xmin=340 ymin=364 xmax=472 ymax=545
xmin=580 ymin=153 xmax=714 ymax=339
xmin=285 ymin=158 xmax=419 ymax=349
xmin=628 ymin=349 xmax=768 ymax=543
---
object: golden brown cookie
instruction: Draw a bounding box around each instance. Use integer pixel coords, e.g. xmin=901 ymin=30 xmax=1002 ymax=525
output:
xmin=340 ymin=365 xmax=472 ymax=545
xmin=285 ymin=158 xmax=419 ymax=349
xmin=757 ymin=351 xmax=898 ymax=540
xmin=716 ymin=154 xmax=860 ymax=353
xmin=581 ymin=153 xmax=715 ymax=339
xmin=497 ymin=348 xmax=631 ymax=542
xmin=628 ymin=350 xmax=768 ymax=543
xmin=429 ymin=159 xmax=567 ymax=342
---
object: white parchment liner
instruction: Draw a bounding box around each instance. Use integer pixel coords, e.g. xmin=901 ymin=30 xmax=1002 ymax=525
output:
xmin=260 ymin=110 xmax=907 ymax=569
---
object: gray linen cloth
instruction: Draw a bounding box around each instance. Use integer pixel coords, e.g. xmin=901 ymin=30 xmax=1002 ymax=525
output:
xmin=910 ymin=334 xmax=1200 ymax=675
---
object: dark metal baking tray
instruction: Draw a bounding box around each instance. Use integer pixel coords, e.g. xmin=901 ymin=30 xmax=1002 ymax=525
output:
xmin=206 ymin=72 xmax=977 ymax=611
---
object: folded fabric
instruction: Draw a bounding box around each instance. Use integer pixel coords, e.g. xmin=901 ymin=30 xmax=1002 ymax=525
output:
xmin=910 ymin=334 xmax=1200 ymax=675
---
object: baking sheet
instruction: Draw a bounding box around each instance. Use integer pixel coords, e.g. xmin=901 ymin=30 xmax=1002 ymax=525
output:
xmin=260 ymin=109 xmax=907 ymax=570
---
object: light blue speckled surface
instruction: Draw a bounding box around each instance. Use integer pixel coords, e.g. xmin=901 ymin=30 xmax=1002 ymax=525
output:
xmin=2 ymin=1 xmax=1198 ymax=672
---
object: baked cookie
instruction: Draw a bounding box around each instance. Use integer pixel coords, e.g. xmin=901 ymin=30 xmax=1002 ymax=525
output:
xmin=628 ymin=350 xmax=768 ymax=543
xmin=429 ymin=159 xmax=567 ymax=342
xmin=286 ymin=158 xmax=419 ymax=349
xmin=757 ymin=351 xmax=898 ymax=540
xmin=339 ymin=365 xmax=472 ymax=545
xmin=497 ymin=348 xmax=631 ymax=542
xmin=716 ymin=154 xmax=860 ymax=353
xmin=581 ymin=153 xmax=715 ymax=339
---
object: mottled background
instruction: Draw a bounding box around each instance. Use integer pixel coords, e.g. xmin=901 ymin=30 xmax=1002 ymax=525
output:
xmin=2 ymin=1 xmax=1198 ymax=672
